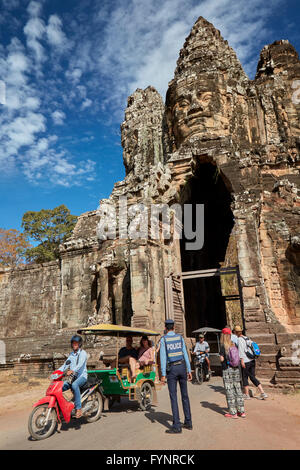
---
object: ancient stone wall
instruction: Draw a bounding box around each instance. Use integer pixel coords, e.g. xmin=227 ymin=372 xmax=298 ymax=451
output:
xmin=0 ymin=261 xmax=61 ymax=338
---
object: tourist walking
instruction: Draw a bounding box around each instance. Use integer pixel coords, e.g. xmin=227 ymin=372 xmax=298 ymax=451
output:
xmin=234 ymin=325 xmax=268 ymax=400
xmin=160 ymin=319 xmax=193 ymax=433
xmin=219 ymin=327 xmax=245 ymax=419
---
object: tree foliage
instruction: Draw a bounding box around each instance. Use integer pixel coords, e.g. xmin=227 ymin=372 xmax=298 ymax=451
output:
xmin=0 ymin=229 xmax=31 ymax=267
xmin=22 ymin=205 xmax=78 ymax=263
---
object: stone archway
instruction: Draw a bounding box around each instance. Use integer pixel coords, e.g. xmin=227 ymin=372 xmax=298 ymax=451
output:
xmin=179 ymin=161 xmax=236 ymax=335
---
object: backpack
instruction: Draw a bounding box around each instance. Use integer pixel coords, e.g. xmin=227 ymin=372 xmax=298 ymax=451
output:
xmin=251 ymin=341 xmax=261 ymax=358
xmin=228 ymin=346 xmax=240 ymax=367
xmin=243 ymin=337 xmax=261 ymax=360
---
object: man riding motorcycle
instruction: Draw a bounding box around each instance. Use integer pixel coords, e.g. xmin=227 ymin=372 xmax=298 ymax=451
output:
xmin=192 ymin=334 xmax=211 ymax=379
xmin=58 ymin=335 xmax=87 ymax=418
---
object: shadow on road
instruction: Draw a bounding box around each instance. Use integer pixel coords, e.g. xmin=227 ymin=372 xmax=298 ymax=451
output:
xmin=144 ymin=410 xmax=174 ymax=430
xmin=200 ymin=401 xmax=227 ymax=416
xmin=208 ymin=384 xmax=225 ymax=395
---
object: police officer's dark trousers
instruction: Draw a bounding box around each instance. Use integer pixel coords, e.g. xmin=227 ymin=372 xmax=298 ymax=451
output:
xmin=167 ymin=361 xmax=192 ymax=430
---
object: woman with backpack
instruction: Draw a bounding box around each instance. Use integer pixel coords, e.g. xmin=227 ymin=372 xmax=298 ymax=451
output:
xmin=234 ymin=326 xmax=268 ymax=400
xmin=219 ymin=327 xmax=245 ymax=419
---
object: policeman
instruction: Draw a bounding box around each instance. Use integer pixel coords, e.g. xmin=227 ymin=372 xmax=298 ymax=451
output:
xmin=160 ymin=319 xmax=192 ymax=433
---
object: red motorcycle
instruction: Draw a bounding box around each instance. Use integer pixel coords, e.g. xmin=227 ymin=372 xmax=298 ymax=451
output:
xmin=28 ymin=361 xmax=104 ymax=440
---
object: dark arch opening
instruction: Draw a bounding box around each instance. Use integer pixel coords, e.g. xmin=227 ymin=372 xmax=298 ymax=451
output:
xmin=180 ymin=162 xmax=234 ymax=335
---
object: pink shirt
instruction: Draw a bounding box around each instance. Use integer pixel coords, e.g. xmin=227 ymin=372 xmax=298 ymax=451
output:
xmin=138 ymin=347 xmax=153 ymax=363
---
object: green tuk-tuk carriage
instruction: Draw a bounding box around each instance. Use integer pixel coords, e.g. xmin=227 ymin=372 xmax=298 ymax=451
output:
xmin=77 ymin=323 xmax=161 ymax=412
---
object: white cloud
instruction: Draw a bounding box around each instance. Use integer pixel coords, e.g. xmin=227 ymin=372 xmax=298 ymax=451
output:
xmin=2 ymin=112 xmax=46 ymax=155
xmin=51 ymin=110 xmax=66 ymax=125
xmin=46 ymin=15 xmax=69 ymax=49
xmin=65 ymin=67 xmax=82 ymax=84
xmin=1 ymin=0 xmax=20 ymax=10
xmin=0 ymin=15 xmax=95 ymax=187
xmin=24 ymin=17 xmax=46 ymax=61
xmin=23 ymin=147 xmax=96 ymax=187
xmin=81 ymin=98 xmax=92 ymax=110
xmin=76 ymin=0 xmax=283 ymax=118
xmin=0 ymin=0 xmax=285 ymax=187
xmin=27 ymin=1 xmax=43 ymax=17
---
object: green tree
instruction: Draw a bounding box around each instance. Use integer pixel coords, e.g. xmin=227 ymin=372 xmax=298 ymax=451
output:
xmin=22 ymin=205 xmax=78 ymax=263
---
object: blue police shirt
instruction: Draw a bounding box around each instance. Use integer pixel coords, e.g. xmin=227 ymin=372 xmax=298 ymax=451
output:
xmin=59 ymin=349 xmax=88 ymax=380
xmin=160 ymin=331 xmax=191 ymax=376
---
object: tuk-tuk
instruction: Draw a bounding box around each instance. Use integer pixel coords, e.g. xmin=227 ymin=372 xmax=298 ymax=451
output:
xmin=77 ymin=323 xmax=161 ymax=412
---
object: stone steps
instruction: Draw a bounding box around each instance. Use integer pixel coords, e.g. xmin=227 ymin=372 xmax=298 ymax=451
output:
xmin=274 ymin=376 xmax=300 ymax=385
xmin=244 ymin=322 xmax=270 ymax=334
xmin=255 ymin=368 xmax=276 ymax=380
xmin=276 ymin=370 xmax=300 ymax=378
xmin=248 ymin=333 xmax=276 ymax=344
xmin=259 ymin=343 xmax=280 ymax=354
xmin=256 ymin=353 xmax=277 ymax=364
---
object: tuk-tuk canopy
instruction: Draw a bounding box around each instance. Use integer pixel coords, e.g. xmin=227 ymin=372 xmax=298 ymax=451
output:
xmin=77 ymin=323 xmax=160 ymax=337
xmin=192 ymin=327 xmax=222 ymax=335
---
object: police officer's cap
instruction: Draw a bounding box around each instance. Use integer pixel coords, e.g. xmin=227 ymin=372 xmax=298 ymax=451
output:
xmin=165 ymin=319 xmax=175 ymax=326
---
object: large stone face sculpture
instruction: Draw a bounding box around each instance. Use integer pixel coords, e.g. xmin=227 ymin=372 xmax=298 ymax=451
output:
xmin=121 ymin=86 xmax=165 ymax=177
xmin=166 ymin=17 xmax=249 ymax=150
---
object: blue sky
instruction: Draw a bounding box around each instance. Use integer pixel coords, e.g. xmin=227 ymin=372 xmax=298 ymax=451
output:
xmin=0 ymin=0 xmax=299 ymax=231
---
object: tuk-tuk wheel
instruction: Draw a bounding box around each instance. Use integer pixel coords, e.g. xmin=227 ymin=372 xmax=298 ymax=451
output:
xmin=137 ymin=382 xmax=153 ymax=411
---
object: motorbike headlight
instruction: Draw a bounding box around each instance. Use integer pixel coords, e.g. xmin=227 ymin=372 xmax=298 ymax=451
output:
xmin=50 ymin=373 xmax=59 ymax=380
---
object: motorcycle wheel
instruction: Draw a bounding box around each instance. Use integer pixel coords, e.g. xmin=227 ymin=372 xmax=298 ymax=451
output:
xmin=85 ymin=391 xmax=103 ymax=423
xmin=28 ymin=405 xmax=57 ymax=440
xmin=195 ymin=365 xmax=204 ymax=385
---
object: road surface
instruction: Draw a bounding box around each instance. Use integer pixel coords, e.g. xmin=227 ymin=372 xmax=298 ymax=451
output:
xmin=1 ymin=377 xmax=300 ymax=450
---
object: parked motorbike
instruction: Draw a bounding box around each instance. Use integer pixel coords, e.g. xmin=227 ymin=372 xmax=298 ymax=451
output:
xmin=194 ymin=354 xmax=211 ymax=385
xmin=28 ymin=360 xmax=104 ymax=440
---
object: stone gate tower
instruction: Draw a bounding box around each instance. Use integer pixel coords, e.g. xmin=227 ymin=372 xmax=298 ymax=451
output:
xmin=1 ymin=17 xmax=299 ymax=389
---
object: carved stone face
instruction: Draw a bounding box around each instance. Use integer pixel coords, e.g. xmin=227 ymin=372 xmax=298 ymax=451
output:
xmin=167 ymin=77 xmax=229 ymax=148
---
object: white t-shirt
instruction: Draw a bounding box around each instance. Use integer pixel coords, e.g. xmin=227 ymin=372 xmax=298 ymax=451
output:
xmin=194 ymin=341 xmax=210 ymax=355
xmin=238 ymin=336 xmax=252 ymax=363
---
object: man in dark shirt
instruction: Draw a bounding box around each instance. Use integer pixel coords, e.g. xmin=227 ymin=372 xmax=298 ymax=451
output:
xmin=116 ymin=335 xmax=138 ymax=381
xmin=118 ymin=335 xmax=139 ymax=360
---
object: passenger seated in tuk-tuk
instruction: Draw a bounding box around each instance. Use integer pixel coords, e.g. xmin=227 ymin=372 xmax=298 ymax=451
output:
xmin=125 ymin=336 xmax=155 ymax=382
xmin=137 ymin=336 xmax=154 ymax=366
xmin=108 ymin=335 xmax=139 ymax=381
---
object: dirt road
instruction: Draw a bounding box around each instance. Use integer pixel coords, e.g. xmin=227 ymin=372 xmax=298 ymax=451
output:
xmin=1 ymin=377 xmax=300 ymax=450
